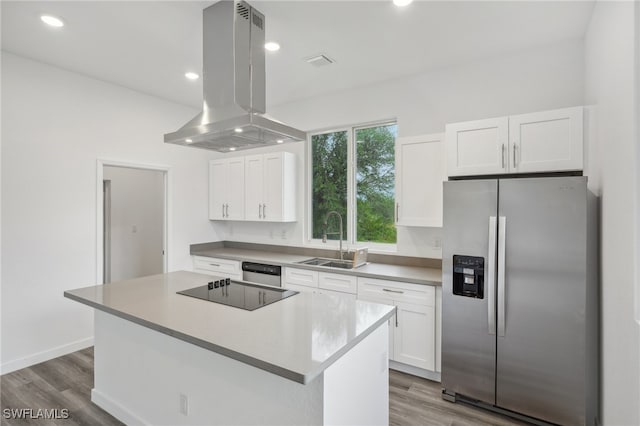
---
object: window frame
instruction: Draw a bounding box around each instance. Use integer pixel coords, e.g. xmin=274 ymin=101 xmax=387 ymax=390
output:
xmin=306 ymin=119 xmax=398 ymax=252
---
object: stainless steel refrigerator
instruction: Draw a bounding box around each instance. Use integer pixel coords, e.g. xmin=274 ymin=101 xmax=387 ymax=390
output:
xmin=441 ymin=176 xmax=598 ymax=426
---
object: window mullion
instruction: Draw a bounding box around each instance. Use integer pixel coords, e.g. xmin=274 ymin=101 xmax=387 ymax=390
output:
xmin=347 ymin=127 xmax=356 ymax=248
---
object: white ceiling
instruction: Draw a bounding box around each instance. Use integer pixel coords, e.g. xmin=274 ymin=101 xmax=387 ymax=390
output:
xmin=1 ymin=1 xmax=595 ymax=109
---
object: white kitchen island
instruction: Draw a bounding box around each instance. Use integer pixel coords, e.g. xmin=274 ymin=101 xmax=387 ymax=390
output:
xmin=64 ymin=271 xmax=395 ymax=426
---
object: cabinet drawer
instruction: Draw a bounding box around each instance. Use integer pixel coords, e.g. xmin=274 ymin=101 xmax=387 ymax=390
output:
xmin=319 ymin=272 xmax=357 ymax=295
xmin=357 ymin=277 xmax=435 ymax=306
xmin=318 ymin=288 xmax=357 ymax=301
xmin=284 ymin=283 xmax=315 ymax=294
xmin=192 ymin=256 xmax=241 ymax=277
xmin=283 ymin=267 xmax=319 ymax=288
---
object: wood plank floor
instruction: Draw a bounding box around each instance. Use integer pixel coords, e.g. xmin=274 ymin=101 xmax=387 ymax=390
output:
xmin=2 ymin=347 xmax=525 ymax=425
xmin=390 ymin=370 xmax=526 ymax=426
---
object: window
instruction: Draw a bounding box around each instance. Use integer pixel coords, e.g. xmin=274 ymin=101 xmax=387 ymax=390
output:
xmin=311 ymin=122 xmax=397 ymax=246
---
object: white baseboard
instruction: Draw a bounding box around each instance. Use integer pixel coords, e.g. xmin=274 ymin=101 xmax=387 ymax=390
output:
xmin=0 ymin=337 xmax=94 ymax=375
xmin=91 ymin=388 xmax=148 ymax=426
xmin=390 ymin=360 xmax=442 ymax=382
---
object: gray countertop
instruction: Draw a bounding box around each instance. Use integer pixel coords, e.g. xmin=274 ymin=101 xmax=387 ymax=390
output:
xmin=64 ymin=271 xmax=396 ymax=384
xmin=192 ymin=247 xmax=442 ymax=286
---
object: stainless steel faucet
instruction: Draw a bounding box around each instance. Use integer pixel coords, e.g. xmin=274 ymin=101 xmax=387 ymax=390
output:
xmin=322 ymin=211 xmax=345 ymax=260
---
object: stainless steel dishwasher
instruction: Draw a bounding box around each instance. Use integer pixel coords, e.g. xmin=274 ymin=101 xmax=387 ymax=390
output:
xmin=242 ymin=262 xmax=282 ymax=287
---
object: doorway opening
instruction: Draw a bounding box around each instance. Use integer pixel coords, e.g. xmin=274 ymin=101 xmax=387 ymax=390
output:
xmin=96 ymin=160 xmax=170 ymax=284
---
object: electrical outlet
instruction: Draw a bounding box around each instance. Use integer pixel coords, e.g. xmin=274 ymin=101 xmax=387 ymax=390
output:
xmin=179 ymin=393 xmax=188 ymax=416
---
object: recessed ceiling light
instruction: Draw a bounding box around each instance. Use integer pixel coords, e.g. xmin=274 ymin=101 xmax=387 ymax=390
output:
xmin=265 ymin=42 xmax=280 ymax=52
xmin=393 ymin=0 xmax=413 ymax=6
xmin=276 ymin=140 xmax=284 ymax=144
xmin=234 ymin=128 xmax=243 ymax=133
xmin=229 ymin=147 xmax=236 ymax=151
xmin=185 ymin=139 xmax=193 ymax=144
xmin=40 ymin=15 xmax=64 ymax=28
xmin=185 ymin=72 xmax=199 ymax=80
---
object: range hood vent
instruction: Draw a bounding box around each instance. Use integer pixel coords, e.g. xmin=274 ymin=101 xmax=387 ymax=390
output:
xmin=164 ymin=0 xmax=306 ymax=152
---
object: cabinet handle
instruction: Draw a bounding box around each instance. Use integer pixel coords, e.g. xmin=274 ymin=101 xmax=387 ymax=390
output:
xmin=262 ymin=204 xmax=266 ymax=219
xmin=259 ymin=204 xmax=262 ymax=219
xmin=209 ymin=263 xmax=220 ymax=267
xmin=222 ymin=204 xmax=225 ymax=218
xmin=513 ymin=144 xmax=517 ymax=168
xmin=501 ymin=144 xmax=505 ymax=169
xmin=395 ymin=310 xmax=399 ymax=327
xmin=383 ymin=288 xmax=404 ymax=294
xmin=396 ymin=203 xmax=399 ymax=223
xmin=225 ymin=204 xmax=229 ymax=217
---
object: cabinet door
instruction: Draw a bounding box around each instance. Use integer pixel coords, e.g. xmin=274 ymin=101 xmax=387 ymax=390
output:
xmin=283 ymin=267 xmax=319 ymax=288
xmin=319 ymin=272 xmax=357 ymax=295
xmin=209 ymin=160 xmax=227 ymax=220
xmin=395 ymin=134 xmax=446 ymax=227
xmin=226 ymin=157 xmax=245 ymax=220
xmin=192 ymin=256 xmax=242 ymax=279
xmin=357 ymin=294 xmax=395 ymax=361
xmin=263 ymin=153 xmax=284 ymax=221
xmin=317 ymin=288 xmax=357 ymax=300
xmin=446 ymin=117 xmax=509 ymax=177
xmin=244 ymin=155 xmax=264 ymax=221
xmin=394 ymin=301 xmax=435 ymax=371
xmin=284 ymin=283 xmax=315 ymax=294
xmin=510 ymin=106 xmax=583 ymax=173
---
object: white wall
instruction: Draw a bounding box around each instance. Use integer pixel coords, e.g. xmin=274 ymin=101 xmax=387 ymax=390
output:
xmin=103 ymin=166 xmax=164 ymax=283
xmin=584 ymin=1 xmax=639 ymax=425
xmin=0 ymin=52 xmax=221 ymax=373
xmin=211 ymin=40 xmax=585 ymax=258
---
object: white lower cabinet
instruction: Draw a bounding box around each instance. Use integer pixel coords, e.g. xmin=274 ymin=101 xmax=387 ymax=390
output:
xmin=284 ymin=282 xmax=316 ymax=294
xmin=283 ymin=268 xmax=357 ymax=299
xmin=318 ymin=272 xmax=357 ymax=294
xmin=357 ymin=277 xmax=438 ymax=372
xmin=317 ymin=288 xmax=357 ymax=300
xmin=284 ymin=267 xmax=318 ymax=288
xmin=394 ymin=301 xmax=435 ymax=370
xmin=282 ymin=267 xmax=441 ymax=372
xmin=192 ymin=256 xmax=242 ymax=280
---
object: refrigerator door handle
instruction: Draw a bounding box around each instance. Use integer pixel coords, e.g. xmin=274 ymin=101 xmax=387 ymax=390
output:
xmin=487 ymin=216 xmax=497 ymax=335
xmin=498 ymin=216 xmax=507 ymax=337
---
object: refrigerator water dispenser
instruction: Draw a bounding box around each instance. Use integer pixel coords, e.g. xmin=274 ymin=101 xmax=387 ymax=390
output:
xmin=453 ymin=255 xmax=484 ymax=298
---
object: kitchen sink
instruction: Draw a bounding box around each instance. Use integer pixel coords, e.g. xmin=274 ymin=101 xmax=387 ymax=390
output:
xmin=296 ymin=257 xmax=356 ymax=270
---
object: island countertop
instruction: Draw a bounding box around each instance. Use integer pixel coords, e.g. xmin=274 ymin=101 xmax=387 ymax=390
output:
xmin=64 ymin=271 xmax=395 ymax=384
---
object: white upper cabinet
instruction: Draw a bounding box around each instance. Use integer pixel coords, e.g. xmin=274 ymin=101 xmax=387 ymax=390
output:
xmin=509 ymin=107 xmax=583 ymax=173
xmin=244 ymin=155 xmax=264 ymax=221
xmin=244 ymin=152 xmax=296 ymax=222
xmin=209 ymin=157 xmax=245 ymax=220
xmin=446 ymin=106 xmax=583 ymax=177
xmin=395 ymin=133 xmax=446 ymax=227
xmin=446 ymin=117 xmax=509 ymax=177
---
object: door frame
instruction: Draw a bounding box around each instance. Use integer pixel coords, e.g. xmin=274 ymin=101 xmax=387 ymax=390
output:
xmin=96 ymin=159 xmax=172 ymax=285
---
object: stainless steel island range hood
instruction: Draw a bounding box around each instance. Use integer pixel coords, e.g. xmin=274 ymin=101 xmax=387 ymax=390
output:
xmin=164 ymin=1 xmax=306 ymax=152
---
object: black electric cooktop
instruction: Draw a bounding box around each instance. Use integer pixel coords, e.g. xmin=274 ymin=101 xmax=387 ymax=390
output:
xmin=177 ymin=279 xmax=298 ymax=311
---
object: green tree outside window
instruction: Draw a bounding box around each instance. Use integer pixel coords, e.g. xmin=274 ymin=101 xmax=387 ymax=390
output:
xmin=311 ymin=123 xmax=397 ymax=244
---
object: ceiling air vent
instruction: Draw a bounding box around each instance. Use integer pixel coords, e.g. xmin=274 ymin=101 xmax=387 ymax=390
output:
xmin=236 ymin=2 xmax=249 ymax=20
xmin=306 ymin=54 xmax=335 ymax=67
xmin=252 ymin=12 xmax=263 ymax=29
